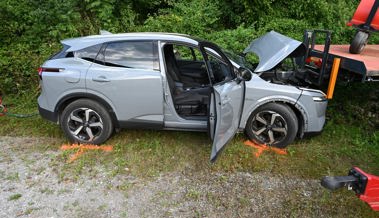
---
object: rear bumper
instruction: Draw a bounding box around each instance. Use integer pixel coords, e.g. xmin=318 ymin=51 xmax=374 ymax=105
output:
xmin=38 ymin=104 xmax=58 ymax=123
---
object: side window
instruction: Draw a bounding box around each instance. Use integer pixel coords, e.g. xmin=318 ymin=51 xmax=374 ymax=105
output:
xmin=206 ymin=50 xmax=233 ymax=84
xmin=192 ymin=48 xmax=204 ymax=61
xmin=75 ymin=44 xmax=102 ymax=61
xmin=104 ymin=41 xmax=157 ymax=70
xmin=173 ymin=45 xmax=193 ymax=61
xmin=49 ymin=44 xmax=73 ymax=60
xmin=173 ymin=44 xmax=203 ymax=61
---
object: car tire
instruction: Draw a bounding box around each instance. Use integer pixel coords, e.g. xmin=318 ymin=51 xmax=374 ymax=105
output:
xmin=245 ymin=103 xmax=298 ymax=148
xmin=60 ymin=99 xmax=113 ymax=145
xmin=349 ymin=31 xmax=369 ymax=54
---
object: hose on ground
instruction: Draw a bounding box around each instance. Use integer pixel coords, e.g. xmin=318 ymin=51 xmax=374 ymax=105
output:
xmin=0 ymin=96 xmax=39 ymax=118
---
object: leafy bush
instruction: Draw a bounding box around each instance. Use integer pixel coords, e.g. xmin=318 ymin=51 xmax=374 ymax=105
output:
xmin=0 ymin=0 xmax=377 ymax=94
xmin=140 ymin=0 xmax=221 ymax=36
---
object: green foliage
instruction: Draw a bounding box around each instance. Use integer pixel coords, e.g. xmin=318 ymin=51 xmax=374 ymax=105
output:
xmin=205 ymin=25 xmax=257 ymax=52
xmin=141 ymin=0 xmax=221 ymax=36
xmin=258 ymin=18 xmax=311 ymax=40
xmin=0 ymin=0 xmax=377 ymax=93
xmin=216 ymin=0 xmax=275 ymax=28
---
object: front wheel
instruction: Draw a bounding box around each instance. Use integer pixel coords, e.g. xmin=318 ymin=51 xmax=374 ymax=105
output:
xmin=60 ymin=99 xmax=114 ymax=145
xmin=245 ymin=103 xmax=298 ymax=148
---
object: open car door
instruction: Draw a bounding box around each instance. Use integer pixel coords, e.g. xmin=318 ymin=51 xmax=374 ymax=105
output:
xmin=199 ymin=42 xmax=245 ymax=162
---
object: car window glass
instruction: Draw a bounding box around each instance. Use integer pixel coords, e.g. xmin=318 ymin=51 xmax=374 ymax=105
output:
xmin=206 ymin=51 xmax=232 ymax=84
xmin=104 ymin=41 xmax=155 ymax=70
xmin=173 ymin=45 xmax=192 ymax=61
xmin=192 ymin=47 xmax=204 ymax=61
xmin=75 ymin=44 xmax=102 ymax=61
xmin=172 ymin=45 xmax=203 ymax=61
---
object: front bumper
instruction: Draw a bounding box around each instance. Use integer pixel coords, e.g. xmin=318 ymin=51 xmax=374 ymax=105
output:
xmin=297 ymin=92 xmax=328 ymax=133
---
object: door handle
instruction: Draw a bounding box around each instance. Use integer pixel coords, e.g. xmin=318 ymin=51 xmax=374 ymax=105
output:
xmin=93 ymin=76 xmax=110 ymax=82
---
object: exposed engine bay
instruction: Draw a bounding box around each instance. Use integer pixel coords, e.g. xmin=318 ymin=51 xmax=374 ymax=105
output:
xmin=257 ymin=58 xmax=301 ymax=85
xmin=244 ymin=31 xmax=323 ymax=88
xmin=255 ymin=57 xmax=322 ymax=87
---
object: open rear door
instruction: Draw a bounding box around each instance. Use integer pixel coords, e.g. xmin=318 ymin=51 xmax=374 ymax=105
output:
xmin=199 ymin=42 xmax=245 ymax=162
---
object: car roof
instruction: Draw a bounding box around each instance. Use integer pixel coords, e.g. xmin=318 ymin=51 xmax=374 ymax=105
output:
xmin=62 ymin=32 xmax=201 ymax=52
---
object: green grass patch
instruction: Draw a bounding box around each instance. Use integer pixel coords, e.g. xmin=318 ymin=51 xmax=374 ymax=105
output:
xmin=0 ymin=93 xmax=62 ymax=137
xmin=1 ymin=84 xmax=378 ymax=179
xmin=8 ymin=193 xmax=22 ymax=201
xmin=1 ymin=83 xmax=379 ymax=216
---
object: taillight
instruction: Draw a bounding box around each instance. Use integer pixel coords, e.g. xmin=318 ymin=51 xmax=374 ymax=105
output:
xmin=38 ymin=67 xmax=43 ymax=79
xmin=38 ymin=67 xmax=63 ymax=80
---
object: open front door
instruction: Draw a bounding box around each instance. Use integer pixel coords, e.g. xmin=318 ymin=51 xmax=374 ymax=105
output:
xmin=199 ymin=42 xmax=245 ymax=162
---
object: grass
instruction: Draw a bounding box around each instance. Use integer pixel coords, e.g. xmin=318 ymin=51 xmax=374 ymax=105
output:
xmin=8 ymin=193 xmax=22 ymax=201
xmin=1 ymin=84 xmax=378 ymax=177
xmin=5 ymin=172 xmax=19 ymax=181
xmin=1 ymin=83 xmax=379 ymax=216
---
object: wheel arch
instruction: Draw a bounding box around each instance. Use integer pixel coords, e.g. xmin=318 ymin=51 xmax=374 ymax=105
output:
xmin=55 ymin=93 xmax=119 ymax=128
xmin=284 ymin=102 xmax=306 ymax=138
xmin=241 ymin=97 xmax=309 ymax=138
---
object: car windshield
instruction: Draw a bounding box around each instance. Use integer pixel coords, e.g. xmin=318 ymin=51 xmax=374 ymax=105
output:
xmin=223 ymin=49 xmax=254 ymax=70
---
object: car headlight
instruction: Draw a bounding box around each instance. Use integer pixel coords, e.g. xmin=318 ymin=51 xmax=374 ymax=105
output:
xmin=312 ymin=96 xmax=327 ymax=102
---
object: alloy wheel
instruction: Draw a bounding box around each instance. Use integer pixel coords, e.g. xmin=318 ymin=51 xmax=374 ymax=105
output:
xmin=67 ymin=107 xmax=104 ymax=142
xmin=251 ymin=110 xmax=288 ymax=145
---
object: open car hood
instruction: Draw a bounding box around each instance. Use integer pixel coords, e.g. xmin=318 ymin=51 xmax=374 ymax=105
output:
xmin=244 ymin=31 xmax=304 ymax=72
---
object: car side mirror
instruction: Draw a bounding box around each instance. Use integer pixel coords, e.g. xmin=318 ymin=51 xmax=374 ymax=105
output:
xmin=238 ymin=67 xmax=252 ymax=81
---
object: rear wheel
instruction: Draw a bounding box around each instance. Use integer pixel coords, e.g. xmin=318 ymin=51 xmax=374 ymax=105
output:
xmin=60 ymin=99 xmax=113 ymax=144
xmin=245 ymin=103 xmax=298 ymax=148
xmin=349 ymin=31 xmax=369 ymax=54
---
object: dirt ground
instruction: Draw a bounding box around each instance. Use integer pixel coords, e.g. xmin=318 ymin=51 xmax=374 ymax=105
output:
xmin=0 ymin=136 xmax=344 ymax=217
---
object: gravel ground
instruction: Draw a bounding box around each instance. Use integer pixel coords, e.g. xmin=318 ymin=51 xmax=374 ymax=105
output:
xmin=0 ymin=136 xmax=329 ymax=217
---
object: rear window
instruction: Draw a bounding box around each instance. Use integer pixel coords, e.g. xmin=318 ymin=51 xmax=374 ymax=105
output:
xmin=102 ymin=41 xmax=156 ymax=70
xmin=49 ymin=44 xmax=72 ymax=60
xmin=75 ymin=44 xmax=102 ymax=62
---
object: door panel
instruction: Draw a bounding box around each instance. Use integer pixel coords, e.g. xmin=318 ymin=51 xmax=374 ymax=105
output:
xmin=86 ymin=64 xmax=164 ymax=125
xmin=85 ymin=41 xmax=163 ymax=126
xmin=210 ymin=81 xmax=244 ymax=162
xmin=199 ymin=41 xmax=245 ymax=162
xmin=208 ymin=92 xmax=216 ymax=140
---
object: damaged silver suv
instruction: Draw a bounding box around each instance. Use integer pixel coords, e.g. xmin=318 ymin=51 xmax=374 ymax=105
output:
xmin=38 ymin=31 xmax=327 ymax=161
